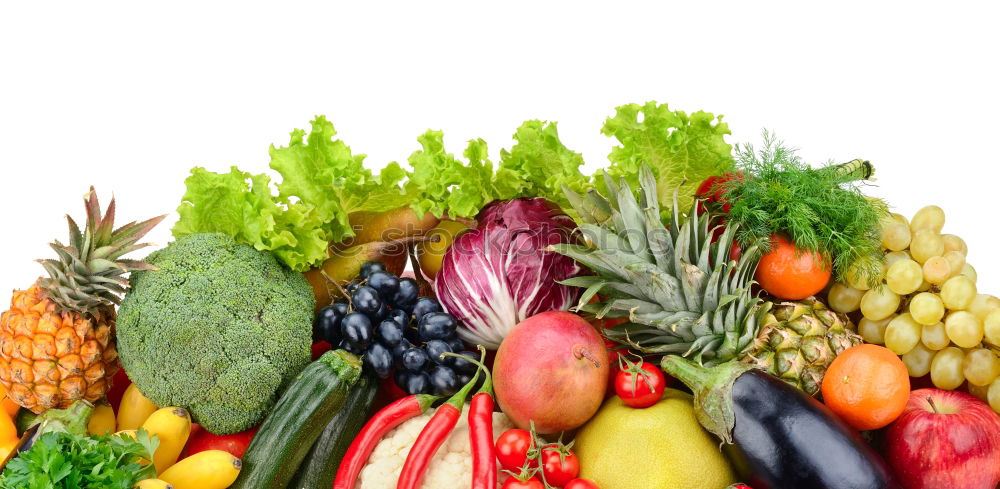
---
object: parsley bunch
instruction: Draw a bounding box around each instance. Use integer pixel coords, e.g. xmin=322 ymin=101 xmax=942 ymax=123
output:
xmin=0 ymin=429 xmax=158 ymax=489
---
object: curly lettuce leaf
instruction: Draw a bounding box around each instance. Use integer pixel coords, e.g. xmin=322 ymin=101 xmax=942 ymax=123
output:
xmin=173 ymin=117 xmax=409 ymax=271
xmin=600 ymin=101 xmax=735 ymax=214
xmin=497 ymin=120 xmax=589 ymax=213
xmin=406 ymin=131 xmax=498 ymax=219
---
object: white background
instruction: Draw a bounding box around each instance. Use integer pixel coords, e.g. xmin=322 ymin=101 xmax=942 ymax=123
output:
xmin=2 ymin=1 xmax=999 ymax=297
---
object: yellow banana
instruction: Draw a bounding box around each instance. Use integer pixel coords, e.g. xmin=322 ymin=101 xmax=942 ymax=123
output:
xmin=142 ymin=407 xmax=192 ymax=474
xmin=117 ymin=384 xmax=158 ymax=431
xmin=159 ymin=450 xmax=242 ymax=489
xmin=87 ymin=401 xmax=116 ymax=436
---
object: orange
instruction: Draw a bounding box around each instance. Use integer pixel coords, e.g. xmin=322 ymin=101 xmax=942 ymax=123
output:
xmin=0 ymin=411 xmax=17 ymax=445
xmin=0 ymin=385 xmax=20 ymax=417
xmin=0 ymin=439 xmax=17 ymax=463
xmin=821 ymin=344 xmax=910 ymax=430
xmin=755 ymin=234 xmax=831 ymax=300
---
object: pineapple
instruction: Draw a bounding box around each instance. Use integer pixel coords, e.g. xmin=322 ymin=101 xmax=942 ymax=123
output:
xmin=0 ymin=188 xmax=163 ymax=413
xmin=552 ymin=167 xmax=860 ymax=396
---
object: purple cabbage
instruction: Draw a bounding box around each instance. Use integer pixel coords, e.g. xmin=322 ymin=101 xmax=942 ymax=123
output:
xmin=435 ymin=198 xmax=582 ymax=349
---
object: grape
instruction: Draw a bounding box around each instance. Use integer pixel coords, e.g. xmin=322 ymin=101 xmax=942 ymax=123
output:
xmin=402 ymin=371 xmax=432 ymax=395
xmin=429 ymin=365 xmax=460 ymax=396
xmin=910 ymin=205 xmax=946 ymax=233
xmin=921 ymin=256 xmax=951 ymax=285
xmin=418 ymin=312 xmax=458 ymax=340
xmin=917 ymin=280 xmax=932 ymax=292
xmin=392 ymin=278 xmax=420 ymax=308
xmin=859 ymin=316 xmax=893 ymax=344
xmin=881 ymin=221 xmax=911 ymax=251
xmin=359 ymin=261 xmax=387 ymax=280
xmin=902 ymin=342 xmax=934 ymax=377
xmin=886 ymin=259 xmax=923 ymax=295
xmin=885 ymin=313 xmax=922 ymax=355
xmin=401 ymin=347 xmax=430 ymax=372
xmin=968 ymin=381 xmax=990 ymax=402
xmin=341 ymin=312 xmax=374 ymax=349
xmin=930 ymin=347 xmax=965 ymax=390
xmin=446 ymin=337 xmax=465 ymax=353
xmin=367 ymin=272 xmax=400 ymax=299
xmin=451 ymin=351 xmax=479 ymax=375
xmin=921 ymin=322 xmax=950 ymax=350
xmin=337 ymin=338 xmax=365 ymax=355
xmin=941 ymin=234 xmax=968 ymax=256
xmin=984 ymin=309 xmax=1000 ymax=346
xmin=969 ymin=294 xmax=1000 ymax=321
xmin=909 ymin=292 xmax=945 ymax=326
xmin=387 ymin=309 xmax=409 ymax=328
xmin=940 ymin=276 xmax=977 ymax=310
xmin=828 ymin=283 xmax=864 ymax=313
xmin=960 ymin=263 xmax=977 ymax=283
xmin=411 ymin=297 xmax=443 ymax=320
xmin=376 ymin=320 xmax=405 ymax=346
xmin=364 ymin=343 xmax=394 ymax=379
xmin=352 ymin=286 xmax=382 ymax=316
xmin=860 ymin=287 xmax=900 ymax=321
xmin=884 ymin=251 xmax=912 ymax=269
xmin=945 ymin=311 xmax=983 ymax=348
xmin=989 ymin=378 xmax=1000 ymax=413
xmin=910 ymin=230 xmax=945 ymax=264
xmin=962 ymin=348 xmax=1000 ymax=386
xmin=424 ymin=339 xmax=453 ymax=365
xmin=315 ymin=302 xmax=348 ymax=343
xmin=943 ymin=251 xmax=966 ymax=279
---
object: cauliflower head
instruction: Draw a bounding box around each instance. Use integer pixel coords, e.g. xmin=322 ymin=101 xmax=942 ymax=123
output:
xmin=116 ymin=233 xmax=314 ymax=434
xmin=357 ymin=406 xmax=513 ymax=489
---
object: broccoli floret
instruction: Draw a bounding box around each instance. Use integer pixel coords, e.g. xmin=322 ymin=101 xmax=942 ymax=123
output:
xmin=116 ymin=233 xmax=314 ymax=434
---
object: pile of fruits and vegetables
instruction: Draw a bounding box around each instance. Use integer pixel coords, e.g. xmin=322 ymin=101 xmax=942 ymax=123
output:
xmin=1 ymin=101 xmax=999 ymax=489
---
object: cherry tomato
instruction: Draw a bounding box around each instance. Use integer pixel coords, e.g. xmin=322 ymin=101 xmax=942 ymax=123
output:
xmin=502 ymin=477 xmax=544 ymax=489
xmin=564 ymin=479 xmax=601 ymax=489
xmin=615 ymin=360 xmax=667 ymax=408
xmin=541 ymin=445 xmax=580 ymax=487
xmin=185 ymin=425 xmax=258 ymax=458
xmin=727 ymin=485 xmax=754 ymax=489
xmin=496 ymin=429 xmax=534 ymax=471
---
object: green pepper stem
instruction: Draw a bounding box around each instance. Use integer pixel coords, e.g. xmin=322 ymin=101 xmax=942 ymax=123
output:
xmin=441 ymin=345 xmax=493 ymax=396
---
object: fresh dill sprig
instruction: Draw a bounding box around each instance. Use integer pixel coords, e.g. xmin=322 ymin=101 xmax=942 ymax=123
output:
xmin=724 ymin=131 xmax=889 ymax=286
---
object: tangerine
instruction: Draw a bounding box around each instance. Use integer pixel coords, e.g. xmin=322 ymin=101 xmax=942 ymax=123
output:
xmin=755 ymin=234 xmax=831 ymax=300
xmin=821 ymin=344 xmax=910 ymax=430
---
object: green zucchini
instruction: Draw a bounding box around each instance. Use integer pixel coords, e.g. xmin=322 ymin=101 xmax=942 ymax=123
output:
xmin=230 ymin=349 xmax=362 ymax=489
xmin=287 ymin=373 xmax=379 ymax=489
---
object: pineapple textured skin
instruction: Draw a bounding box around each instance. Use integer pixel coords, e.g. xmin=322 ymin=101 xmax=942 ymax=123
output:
xmin=0 ymin=285 xmax=119 ymax=413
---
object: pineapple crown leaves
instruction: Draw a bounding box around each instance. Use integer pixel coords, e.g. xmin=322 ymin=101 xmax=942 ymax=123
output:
xmin=550 ymin=165 xmax=772 ymax=366
xmin=37 ymin=187 xmax=166 ymax=315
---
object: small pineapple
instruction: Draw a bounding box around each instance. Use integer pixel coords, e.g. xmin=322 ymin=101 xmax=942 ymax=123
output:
xmin=553 ymin=167 xmax=860 ymax=396
xmin=0 ymin=188 xmax=163 ymax=413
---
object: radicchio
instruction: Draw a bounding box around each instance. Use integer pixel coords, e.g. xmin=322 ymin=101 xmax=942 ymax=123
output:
xmin=435 ymin=198 xmax=582 ymax=349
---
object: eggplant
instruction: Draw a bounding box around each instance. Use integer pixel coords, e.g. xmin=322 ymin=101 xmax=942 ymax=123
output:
xmin=662 ymin=356 xmax=901 ymax=489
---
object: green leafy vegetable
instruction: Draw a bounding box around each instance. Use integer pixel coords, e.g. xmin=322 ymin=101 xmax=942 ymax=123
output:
xmin=173 ymin=117 xmax=410 ymax=271
xmin=0 ymin=429 xmax=158 ymax=489
xmin=600 ymin=101 xmax=735 ymax=215
xmin=723 ymin=131 xmax=889 ymax=285
xmin=172 ymin=102 xmax=734 ymax=271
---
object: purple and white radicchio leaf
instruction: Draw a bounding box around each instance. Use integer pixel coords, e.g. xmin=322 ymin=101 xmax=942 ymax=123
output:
xmin=435 ymin=198 xmax=582 ymax=349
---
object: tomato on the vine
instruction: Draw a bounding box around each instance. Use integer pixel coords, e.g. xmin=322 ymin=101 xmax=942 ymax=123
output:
xmin=502 ymin=477 xmax=544 ymax=489
xmin=540 ymin=445 xmax=580 ymax=487
xmin=564 ymin=479 xmax=601 ymax=489
xmin=496 ymin=429 xmax=534 ymax=471
xmin=614 ymin=357 xmax=667 ymax=408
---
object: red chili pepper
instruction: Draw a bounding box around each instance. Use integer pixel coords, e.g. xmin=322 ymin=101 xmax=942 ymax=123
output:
xmin=333 ymin=393 xmax=439 ymax=489
xmin=451 ymin=346 xmax=496 ymax=489
xmin=397 ymin=351 xmax=485 ymax=489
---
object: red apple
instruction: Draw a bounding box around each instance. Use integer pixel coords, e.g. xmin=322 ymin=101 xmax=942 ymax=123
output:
xmin=885 ymin=388 xmax=1000 ymax=489
xmin=494 ymin=311 xmax=609 ymax=434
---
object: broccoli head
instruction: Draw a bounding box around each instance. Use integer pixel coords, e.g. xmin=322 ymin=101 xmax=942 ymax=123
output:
xmin=116 ymin=233 xmax=314 ymax=434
